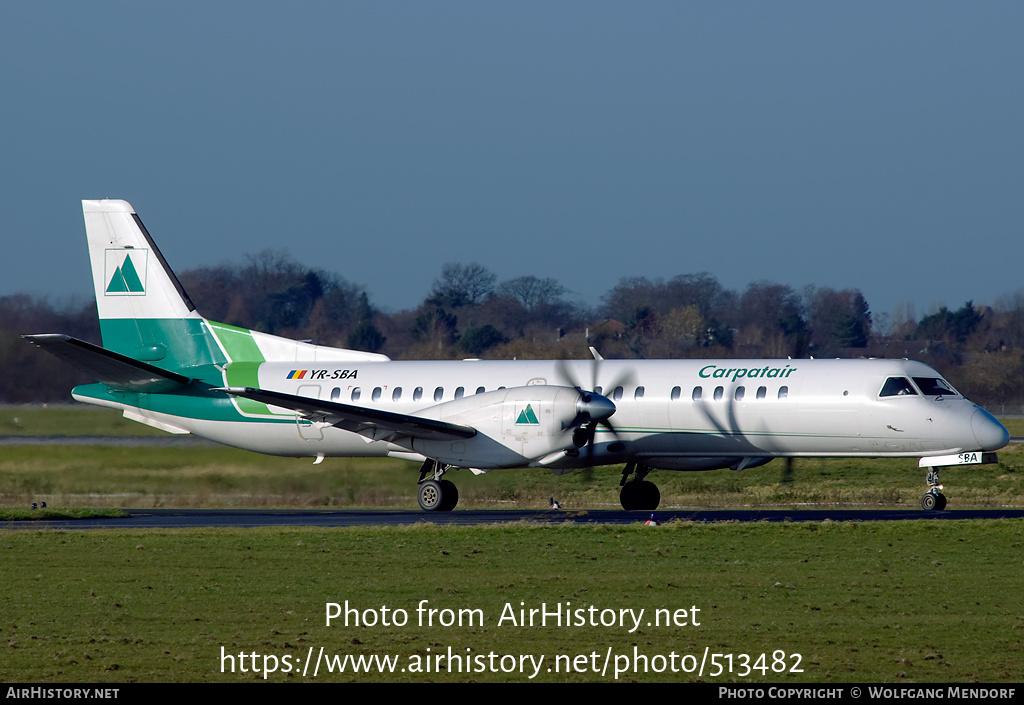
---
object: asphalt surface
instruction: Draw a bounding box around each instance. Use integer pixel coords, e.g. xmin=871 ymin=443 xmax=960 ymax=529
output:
xmin=5 ymin=506 xmax=1024 ymax=530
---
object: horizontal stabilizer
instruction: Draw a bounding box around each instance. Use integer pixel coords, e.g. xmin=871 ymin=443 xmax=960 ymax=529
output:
xmin=24 ymin=334 xmax=191 ymax=392
xmin=216 ymin=386 xmax=477 ymax=442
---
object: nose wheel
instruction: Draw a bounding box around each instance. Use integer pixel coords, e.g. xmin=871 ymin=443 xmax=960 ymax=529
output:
xmin=920 ymin=468 xmax=947 ymax=511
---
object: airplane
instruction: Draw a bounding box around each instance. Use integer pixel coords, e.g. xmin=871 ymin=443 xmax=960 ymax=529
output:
xmin=26 ymin=199 xmax=1009 ymax=513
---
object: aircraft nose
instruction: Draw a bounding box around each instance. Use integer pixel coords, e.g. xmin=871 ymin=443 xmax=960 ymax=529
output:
xmin=972 ymin=408 xmax=1009 ymax=451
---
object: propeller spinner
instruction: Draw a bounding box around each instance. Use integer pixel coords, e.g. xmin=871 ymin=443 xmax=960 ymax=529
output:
xmin=554 ymin=354 xmax=635 ymax=457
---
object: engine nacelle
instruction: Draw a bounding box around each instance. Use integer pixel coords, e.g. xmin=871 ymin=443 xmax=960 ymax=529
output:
xmin=410 ymin=386 xmax=587 ymax=468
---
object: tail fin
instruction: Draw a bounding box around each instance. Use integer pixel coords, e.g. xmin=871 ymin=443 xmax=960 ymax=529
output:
xmin=82 ymin=199 xmax=390 ymax=373
xmin=85 ymin=199 xmax=196 ymax=320
xmin=83 ymin=199 xmax=226 ymax=371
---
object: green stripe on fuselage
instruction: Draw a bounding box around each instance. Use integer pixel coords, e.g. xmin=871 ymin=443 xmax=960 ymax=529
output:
xmin=206 ymin=321 xmax=277 ymax=416
xmin=207 ymin=321 xmax=265 ymax=363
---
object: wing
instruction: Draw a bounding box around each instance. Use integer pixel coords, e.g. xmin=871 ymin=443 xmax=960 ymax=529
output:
xmin=24 ymin=334 xmax=191 ymax=392
xmin=217 ymin=386 xmax=477 ymax=442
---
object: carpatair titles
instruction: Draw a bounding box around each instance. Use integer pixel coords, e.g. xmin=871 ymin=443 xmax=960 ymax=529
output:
xmin=698 ymin=364 xmax=797 ymax=382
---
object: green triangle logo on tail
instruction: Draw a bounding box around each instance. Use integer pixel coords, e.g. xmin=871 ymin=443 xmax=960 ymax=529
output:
xmin=515 ymin=403 xmax=540 ymax=425
xmin=104 ymin=250 xmax=146 ymax=295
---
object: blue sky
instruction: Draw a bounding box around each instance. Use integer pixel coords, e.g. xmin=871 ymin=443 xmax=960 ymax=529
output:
xmin=3 ymin=2 xmax=1022 ymax=322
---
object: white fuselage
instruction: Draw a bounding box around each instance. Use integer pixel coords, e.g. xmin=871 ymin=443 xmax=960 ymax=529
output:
xmin=116 ymin=356 xmax=1007 ymax=471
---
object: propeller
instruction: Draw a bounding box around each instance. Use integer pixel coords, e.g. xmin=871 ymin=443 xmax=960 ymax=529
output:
xmin=694 ymin=382 xmax=778 ymax=472
xmin=781 ymin=457 xmax=795 ymax=483
xmin=553 ymin=352 xmax=637 ymax=461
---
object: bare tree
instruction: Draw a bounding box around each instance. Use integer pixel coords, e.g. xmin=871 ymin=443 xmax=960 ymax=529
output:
xmin=496 ymin=276 xmax=566 ymax=311
xmin=430 ymin=262 xmax=497 ymax=307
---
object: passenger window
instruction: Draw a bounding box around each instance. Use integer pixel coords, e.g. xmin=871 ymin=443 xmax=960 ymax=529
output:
xmin=756 ymin=386 xmax=766 ymax=399
xmin=331 ymin=387 xmax=341 ymax=402
xmin=671 ymin=386 xmax=681 ymax=401
xmin=476 ymin=386 xmax=486 ymax=395
xmin=612 ymin=386 xmax=623 ymax=402
xmin=714 ymin=386 xmax=724 ymax=401
xmin=392 ymin=387 xmax=402 ymax=401
xmin=413 ymin=387 xmax=423 ymax=402
xmin=735 ymin=386 xmax=745 ymax=401
xmin=778 ymin=386 xmax=789 ymax=399
xmin=372 ymin=387 xmax=382 ymax=401
xmin=880 ymin=377 xmax=917 ymax=397
xmin=351 ymin=387 xmax=361 ymax=401
xmin=692 ymin=386 xmax=702 ymax=401
xmin=455 ymin=387 xmax=465 ymax=399
xmin=634 ymin=386 xmax=645 ymax=400
xmin=434 ymin=387 xmax=444 ymax=402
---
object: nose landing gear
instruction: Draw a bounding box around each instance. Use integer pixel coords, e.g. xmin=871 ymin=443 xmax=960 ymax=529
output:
xmin=920 ymin=468 xmax=947 ymax=511
xmin=916 ymin=451 xmax=1002 ymax=511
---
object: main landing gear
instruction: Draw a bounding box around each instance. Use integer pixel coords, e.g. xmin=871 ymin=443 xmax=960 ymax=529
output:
xmin=619 ymin=462 xmax=661 ymax=511
xmin=417 ymin=459 xmax=459 ymax=512
xmin=920 ymin=467 xmax=947 ymax=511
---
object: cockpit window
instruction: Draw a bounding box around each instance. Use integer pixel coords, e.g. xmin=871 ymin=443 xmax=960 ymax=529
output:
xmin=880 ymin=377 xmax=917 ymax=397
xmin=913 ymin=377 xmax=958 ymax=396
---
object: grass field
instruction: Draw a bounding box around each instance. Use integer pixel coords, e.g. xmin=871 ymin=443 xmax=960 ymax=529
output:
xmin=0 ymin=404 xmax=165 ymax=437
xmin=2 ymin=521 xmax=1023 ymax=683
xmin=1 ymin=406 xmax=1023 ymax=511
xmin=1 ymin=442 xmax=1023 ymax=511
xmin=1 ymin=405 xmax=1022 ymax=684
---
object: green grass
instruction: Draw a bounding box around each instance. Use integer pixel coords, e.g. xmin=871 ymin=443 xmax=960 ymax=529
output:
xmin=0 ymin=404 xmax=165 ymax=437
xmin=1 ymin=405 xmax=1021 ymax=509
xmin=1001 ymin=416 xmax=1024 ymax=437
xmin=1 ymin=521 xmax=1021 ymax=683
xmin=2 ymin=408 xmax=1021 ymax=683
xmin=3 ymin=408 xmax=1021 ymax=684
xmin=2 ymin=442 xmax=1022 ymax=510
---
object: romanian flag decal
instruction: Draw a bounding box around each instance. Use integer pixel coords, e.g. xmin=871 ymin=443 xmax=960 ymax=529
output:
xmin=287 ymin=370 xmax=307 ymax=380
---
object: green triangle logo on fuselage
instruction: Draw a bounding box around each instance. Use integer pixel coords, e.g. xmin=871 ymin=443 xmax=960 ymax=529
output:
xmin=515 ymin=403 xmax=540 ymax=425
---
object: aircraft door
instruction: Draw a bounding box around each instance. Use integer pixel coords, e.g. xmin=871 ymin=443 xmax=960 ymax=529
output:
xmin=295 ymin=384 xmax=325 ymax=441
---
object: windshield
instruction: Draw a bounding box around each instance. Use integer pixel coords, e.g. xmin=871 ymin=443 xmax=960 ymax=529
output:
xmin=879 ymin=377 xmax=917 ymax=397
xmin=912 ymin=377 xmax=958 ymax=396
